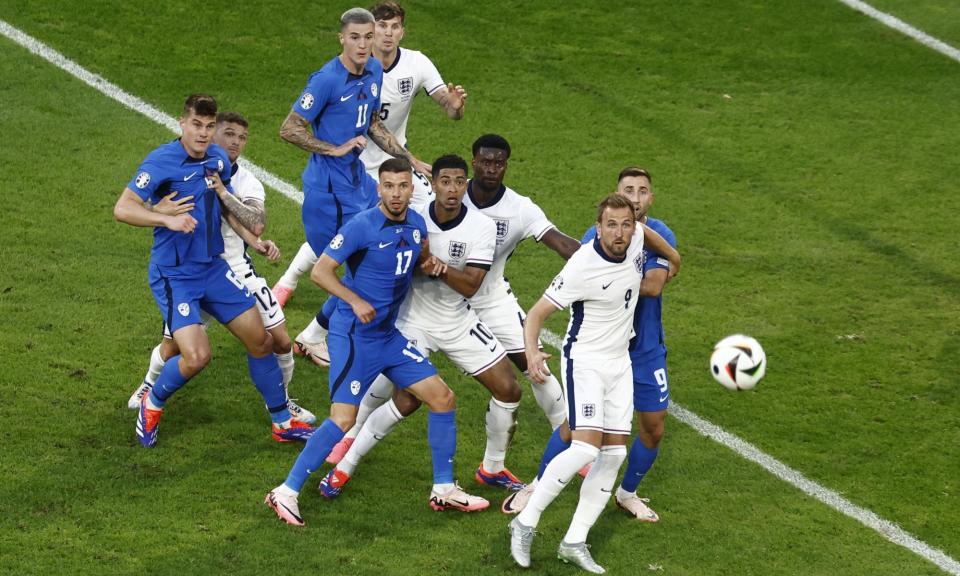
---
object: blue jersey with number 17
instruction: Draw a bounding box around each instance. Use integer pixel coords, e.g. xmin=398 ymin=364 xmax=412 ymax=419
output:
xmin=582 ymin=217 xmax=676 ymax=362
xmin=323 ymin=206 xmax=428 ymax=337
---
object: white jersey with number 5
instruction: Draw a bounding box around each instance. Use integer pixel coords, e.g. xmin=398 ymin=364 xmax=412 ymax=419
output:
xmin=400 ymin=203 xmax=496 ymax=324
xmin=462 ymin=182 xmax=556 ymax=308
xmin=361 ymin=48 xmax=445 ymax=172
xmin=545 ymin=234 xmax=645 ymax=361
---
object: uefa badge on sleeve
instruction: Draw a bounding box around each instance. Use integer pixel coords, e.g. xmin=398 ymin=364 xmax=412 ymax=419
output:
xmin=135 ymin=171 xmax=151 ymax=189
xmin=299 ymin=93 xmax=315 ymax=110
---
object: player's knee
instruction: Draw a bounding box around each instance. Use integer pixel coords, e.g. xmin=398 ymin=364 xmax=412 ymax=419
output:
xmin=249 ymin=330 xmax=274 ymax=357
xmin=180 ymin=348 xmax=211 ymax=374
xmin=330 ymin=413 xmax=356 ymax=432
xmin=639 ymin=422 xmax=665 ymax=448
xmin=271 ymin=329 xmax=292 ymax=355
xmin=492 ymin=380 xmax=522 ymax=403
xmin=428 ymin=383 xmax=456 ymax=412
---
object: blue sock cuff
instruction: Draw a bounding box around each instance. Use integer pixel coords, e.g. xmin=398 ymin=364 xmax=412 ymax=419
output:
xmin=428 ymin=410 xmax=456 ymax=424
xmin=283 ymin=419 xmax=345 ymax=492
xmin=152 ymin=355 xmax=188 ymax=403
xmin=620 ymin=438 xmax=660 ymax=493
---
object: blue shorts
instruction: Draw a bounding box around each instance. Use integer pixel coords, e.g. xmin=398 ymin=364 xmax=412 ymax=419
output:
xmin=327 ymin=328 xmax=438 ymax=405
xmin=149 ymin=259 xmax=254 ymax=335
xmin=631 ymin=354 xmax=670 ymax=413
xmin=302 ymin=180 xmax=378 ymax=256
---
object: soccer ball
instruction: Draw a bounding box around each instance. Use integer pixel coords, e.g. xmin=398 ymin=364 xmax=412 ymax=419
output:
xmin=710 ymin=335 xmax=766 ymax=391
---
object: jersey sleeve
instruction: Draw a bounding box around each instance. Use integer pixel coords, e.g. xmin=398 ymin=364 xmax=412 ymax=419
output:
xmin=465 ymin=216 xmax=496 ymax=270
xmin=322 ymin=216 xmax=366 ymax=264
xmin=127 ymin=156 xmax=165 ymax=202
xmin=520 ymin=197 xmax=557 ymax=241
xmin=543 ymin=257 xmax=586 ymax=310
xmin=292 ymin=71 xmax=332 ymax=123
xmin=580 ymin=225 xmax=597 ymax=245
xmin=644 ymin=225 xmax=676 ymax=273
xmin=237 ymin=171 xmax=266 ymax=204
xmin=415 ymin=52 xmax=445 ymax=96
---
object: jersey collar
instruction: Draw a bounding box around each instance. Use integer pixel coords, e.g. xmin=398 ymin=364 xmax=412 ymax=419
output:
xmin=466 ymin=180 xmax=506 ymax=208
xmin=382 ymin=47 xmax=402 ymax=74
xmin=592 ymin=236 xmax=626 ymax=263
xmin=429 ymin=201 xmax=468 ymax=231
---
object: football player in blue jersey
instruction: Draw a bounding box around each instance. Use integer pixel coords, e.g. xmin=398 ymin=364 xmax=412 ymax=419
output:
xmin=265 ymin=158 xmax=489 ymax=526
xmin=275 ymin=7 xmax=431 ymax=367
xmin=113 ymin=94 xmax=314 ymax=447
xmin=501 ymin=168 xmax=677 ymax=525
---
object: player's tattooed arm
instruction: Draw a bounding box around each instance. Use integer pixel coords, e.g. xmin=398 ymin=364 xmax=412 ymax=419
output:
xmin=368 ymin=113 xmax=432 ymax=175
xmin=540 ymin=228 xmax=581 ymax=260
xmin=206 ymin=172 xmax=266 ymax=236
xmin=431 ymin=83 xmax=467 ymax=120
xmin=279 ymin=111 xmax=364 ymax=157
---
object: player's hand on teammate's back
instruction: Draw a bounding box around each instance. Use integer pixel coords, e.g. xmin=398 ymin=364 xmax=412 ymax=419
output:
xmin=526 ymin=350 xmax=553 ymax=384
xmin=350 ymin=299 xmax=376 ymax=324
xmin=253 ymin=239 xmax=281 ymax=261
xmin=165 ymin=213 xmax=198 ymax=234
xmin=153 ymin=192 xmax=195 ymax=216
xmin=330 ymin=136 xmax=367 ymax=157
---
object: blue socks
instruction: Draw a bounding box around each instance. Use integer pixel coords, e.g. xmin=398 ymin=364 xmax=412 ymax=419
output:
xmin=620 ymin=438 xmax=659 ymax=493
xmin=149 ymin=354 xmax=189 ymax=407
xmin=536 ymin=427 xmax=572 ymax=480
xmin=285 ymin=418 xmax=345 ymax=492
xmin=248 ymin=353 xmax=289 ymax=424
xmin=428 ymin=410 xmax=457 ymax=485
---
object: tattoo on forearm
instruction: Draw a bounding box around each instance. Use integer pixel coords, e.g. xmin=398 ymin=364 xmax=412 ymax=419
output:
xmin=368 ymin=116 xmax=410 ymax=159
xmin=280 ymin=113 xmax=338 ymax=155
xmin=220 ymin=195 xmax=265 ymax=233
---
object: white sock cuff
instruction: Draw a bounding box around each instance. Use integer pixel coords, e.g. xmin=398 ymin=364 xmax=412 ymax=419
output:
xmin=600 ymin=444 xmax=628 ymax=457
xmin=570 ymin=440 xmax=600 ymax=461
xmin=386 ymin=399 xmax=405 ymax=421
xmin=490 ymin=397 xmax=520 ymax=411
xmin=151 ymin=344 xmax=165 ymax=366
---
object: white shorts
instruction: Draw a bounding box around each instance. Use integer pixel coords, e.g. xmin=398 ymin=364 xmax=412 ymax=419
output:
xmin=397 ymin=310 xmax=506 ymax=376
xmin=561 ymin=354 xmax=633 ymax=435
xmin=470 ymin=283 xmax=537 ymax=354
xmin=368 ymin=166 xmax=434 ymax=213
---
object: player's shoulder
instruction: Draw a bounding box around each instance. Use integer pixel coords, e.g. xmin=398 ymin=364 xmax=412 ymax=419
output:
xmin=208 ymin=144 xmax=230 ymax=166
xmin=645 ymin=216 xmax=676 ymax=246
xmin=306 ymin=56 xmax=343 ymax=83
xmin=407 ymin=207 xmax=428 ymax=230
xmin=143 ymin=138 xmax=182 ymax=163
xmin=232 ymin=163 xmax=266 ymax=198
xmin=366 ymin=56 xmax=384 ymax=76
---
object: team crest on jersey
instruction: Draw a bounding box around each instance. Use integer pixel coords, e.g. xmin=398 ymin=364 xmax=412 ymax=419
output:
xmin=397 ymin=77 xmax=413 ymax=98
xmin=634 ymin=253 xmax=645 ymax=274
xmin=550 ymin=275 xmax=563 ymax=291
xmin=448 ymin=241 xmax=466 ymax=259
xmin=177 ymin=303 xmax=190 ymax=317
xmin=299 ymin=92 xmax=315 ymax=110
xmin=371 ymin=83 xmax=378 ymax=98
xmin=582 ymin=404 xmax=596 ymax=418
xmin=495 ymin=219 xmax=509 ymax=243
xmin=330 ymin=234 xmax=344 ymax=249
xmin=350 ymin=380 xmax=361 ymax=396
xmin=217 ymin=159 xmax=224 ymax=172
xmin=412 ymin=229 xmax=421 ymax=244
xmin=135 ymin=171 xmax=151 ymax=189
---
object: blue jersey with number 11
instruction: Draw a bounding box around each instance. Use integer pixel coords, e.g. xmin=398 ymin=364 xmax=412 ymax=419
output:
xmin=323 ymin=206 xmax=427 ymax=337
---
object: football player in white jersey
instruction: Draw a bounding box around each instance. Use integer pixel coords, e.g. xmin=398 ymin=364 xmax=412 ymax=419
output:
xmin=317 ymin=155 xmax=531 ymax=498
xmin=127 ymin=112 xmax=316 ymax=427
xmin=272 ymin=0 xmax=467 ymax=328
xmin=509 ymin=194 xmax=659 ymax=574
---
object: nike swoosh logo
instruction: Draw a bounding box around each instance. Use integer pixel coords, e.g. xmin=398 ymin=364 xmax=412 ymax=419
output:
xmin=558 ymin=478 xmax=567 ymax=485
xmin=659 ymin=395 xmax=669 ymax=402
xmin=602 ymin=281 xmax=613 ymax=290
xmin=379 ymin=241 xmax=393 ymax=248
xmin=183 ymin=171 xmax=197 ymax=181
xmin=268 ymin=311 xmax=278 ymax=319
xmin=554 ymin=395 xmax=563 ymax=402
xmin=340 ymin=94 xmax=354 ymax=102
xmin=449 ymin=498 xmax=470 ymax=507
xmin=600 ymin=488 xmax=611 ymax=493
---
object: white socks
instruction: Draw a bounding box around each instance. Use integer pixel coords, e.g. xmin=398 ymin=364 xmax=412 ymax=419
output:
xmin=298 ymin=317 xmax=328 ymax=343
xmin=344 ymin=374 xmax=394 ymax=440
xmin=564 ymin=445 xmax=627 ymax=543
xmin=524 ymin=371 xmax=567 ymax=429
xmin=482 ymin=397 xmax=520 ymax=473
xmin=144 ymin=344 xmax=166 ymax=384
xmin=276 ymin=350 xmax=294 ymax=387
xmin=277 ymin=242 xmax=318 ymax=290
xmin=338 ymin=399 xmax=405 ymax=476
xmin=517 ymin=440 xmax=598 ymax=528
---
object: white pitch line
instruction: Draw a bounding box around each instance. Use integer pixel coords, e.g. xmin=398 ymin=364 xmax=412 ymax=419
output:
xmin=837 ymin=0 xmax=960 ymax=64
xmin=2 ymin=16 xmax=958 ymax=575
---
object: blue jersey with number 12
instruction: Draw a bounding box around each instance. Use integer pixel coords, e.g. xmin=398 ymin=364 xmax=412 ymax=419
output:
xmin=323 ymin=206 xmax=427 ymax=337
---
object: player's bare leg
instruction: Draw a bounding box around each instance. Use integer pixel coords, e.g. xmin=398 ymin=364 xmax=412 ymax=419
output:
xmin=325 ymin=373 xmax=393 ymax=464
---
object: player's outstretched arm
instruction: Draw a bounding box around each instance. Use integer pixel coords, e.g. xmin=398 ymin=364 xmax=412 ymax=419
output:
xmin=430 ymin=83 xmax=467 ymax=120
xmin=208 ymin=172 xmax=265 ymax=236
xmin=367 ymin=113 xmax=432 ymax=175
xmin=523 ymin=297 xmax=558 ymax=384
xmin=639 ymin=223 xmax=681 ymax=279
xmin=540 ymin=228 xmax=582 ymax=261
xmin=437 ymin=264 xmax=487 ymax=298
xmin=114 ymin=188 xmax=196 ymax=232
xmin=311 ymin=254 xmax=375 ymax=323
xmin=279 ymin=111 xmax=364 ymax=158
